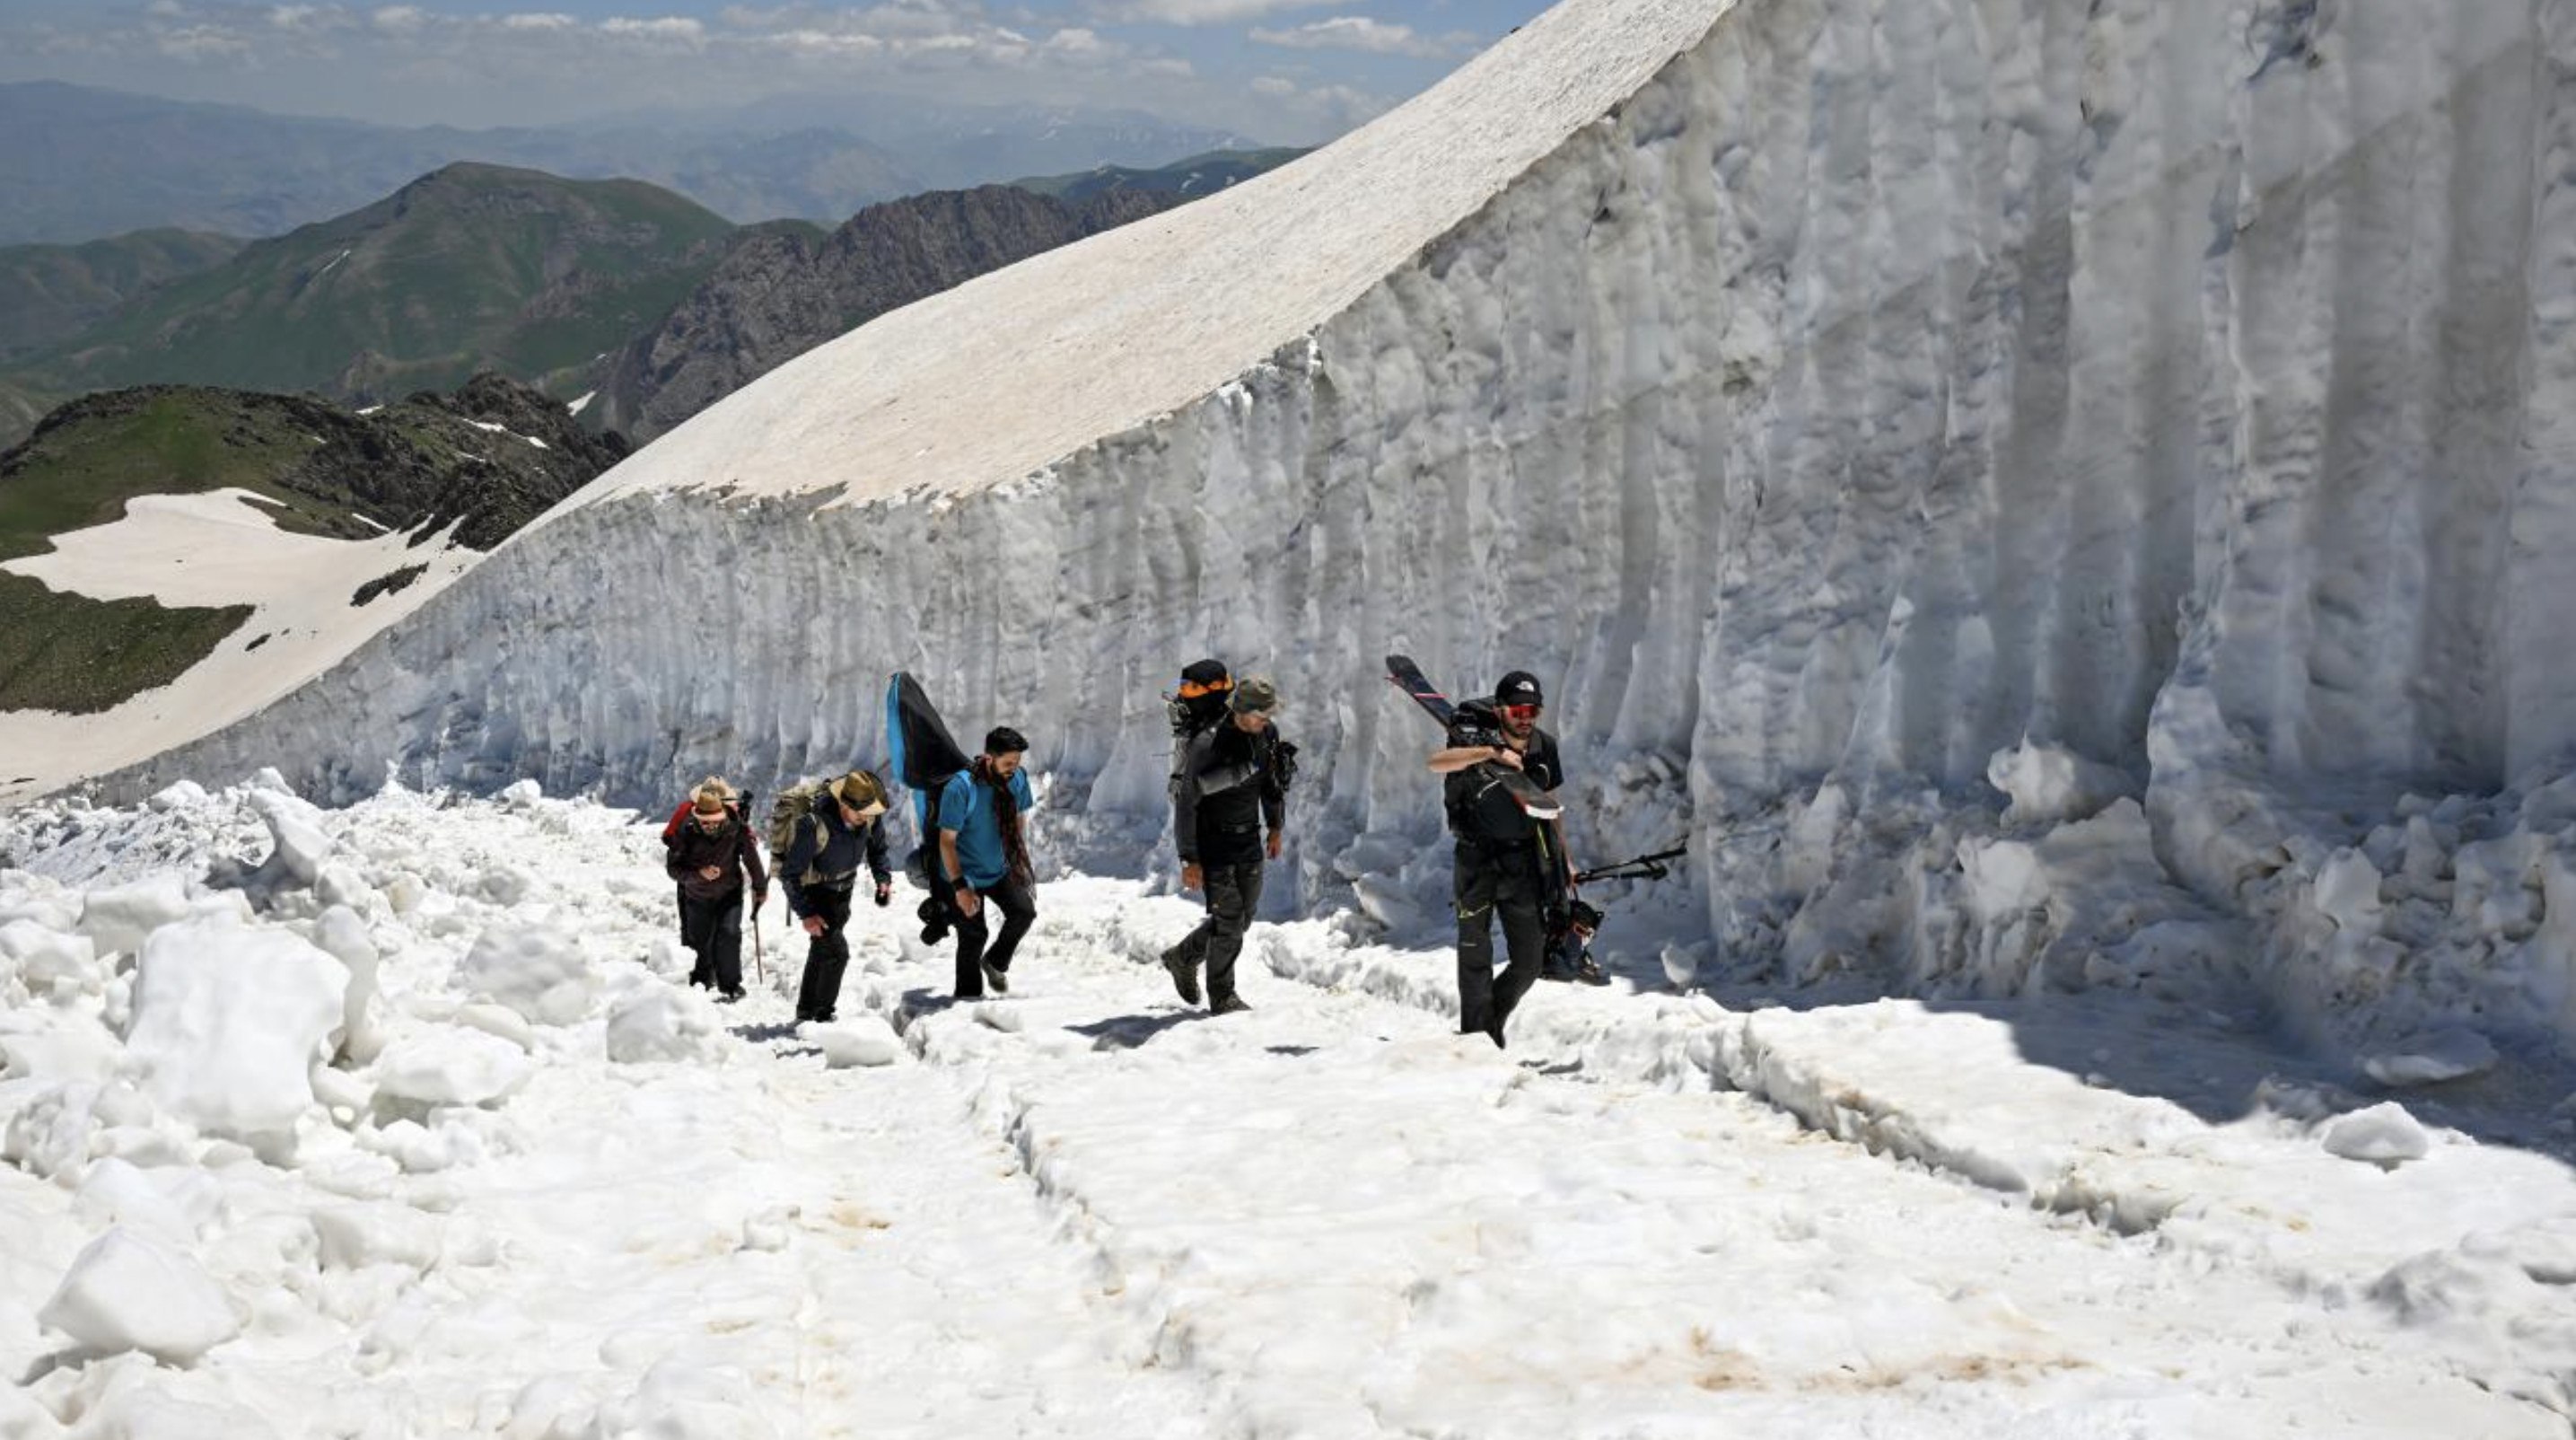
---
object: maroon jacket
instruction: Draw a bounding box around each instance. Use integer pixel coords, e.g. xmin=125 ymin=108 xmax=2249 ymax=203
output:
xmin=665 ymin=812 xmax=768 ymax=901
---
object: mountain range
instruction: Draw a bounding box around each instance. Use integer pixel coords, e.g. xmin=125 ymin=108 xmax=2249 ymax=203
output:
xmin=0 ymin=150 xmax=1307 ymax=449
xmin=0 ymin=82 xmax=1256 ymax=246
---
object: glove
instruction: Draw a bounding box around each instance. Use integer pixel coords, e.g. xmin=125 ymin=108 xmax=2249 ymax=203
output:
xmin=1273 ymin=740 xmax=1300 ymax=790
xmin=752 ymin=888 xmax=768 ymax=910
xmin=873 ymin=881 xmax=892 ymax=908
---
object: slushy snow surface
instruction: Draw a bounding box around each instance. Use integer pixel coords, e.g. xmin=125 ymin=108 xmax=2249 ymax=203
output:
xmin=2 ymin=777 xmax=2572 ymax=1436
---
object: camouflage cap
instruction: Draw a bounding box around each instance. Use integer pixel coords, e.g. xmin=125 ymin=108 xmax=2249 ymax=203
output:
xmin=1230 ymin=675 xmax=1279 ymax=714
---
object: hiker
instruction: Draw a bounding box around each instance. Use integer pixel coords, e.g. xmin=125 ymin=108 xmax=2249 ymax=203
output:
xmin=664 ymin=777 xmax=767 ymax=1003
xmin=781 ymin=769 xmax=894 ymax=1024
xmin=940 ymin=727 xmax=1038 ymax=1000
xmin=1162 ymin=675 xmax=1289 ymax=1014
xmin=1427 ymin=670 xmax=1570 ymax=1047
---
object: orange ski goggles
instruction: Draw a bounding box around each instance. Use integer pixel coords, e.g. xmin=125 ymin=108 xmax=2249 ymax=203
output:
xmin=1178 ymin=676 xmax=1234 ymax=700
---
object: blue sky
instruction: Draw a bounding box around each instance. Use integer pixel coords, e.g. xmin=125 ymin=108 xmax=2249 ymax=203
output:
xmin=0 ymin=0 xmax=1556 ymax=143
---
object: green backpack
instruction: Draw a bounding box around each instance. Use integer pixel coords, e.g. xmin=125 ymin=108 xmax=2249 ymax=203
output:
xmin=766 ymin=780 xmax=830 ymax=882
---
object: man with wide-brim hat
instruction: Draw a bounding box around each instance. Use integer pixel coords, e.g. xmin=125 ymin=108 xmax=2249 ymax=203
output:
xmin=665 ymin=776 xmax=767 ymax=1002
xmin=783 ymin=768 xmax=895 ymax=1024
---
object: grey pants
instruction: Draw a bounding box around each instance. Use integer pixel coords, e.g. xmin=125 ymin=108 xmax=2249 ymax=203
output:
xmin=1456 ymin=841 xmax=1546 ymax=1035
xmin=1170 ymin=862 xmax=1265 ymax=1003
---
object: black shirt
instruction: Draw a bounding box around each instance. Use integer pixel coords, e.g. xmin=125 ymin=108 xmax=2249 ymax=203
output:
xmin=1175 ymin=721 xmax=1289 ymax=866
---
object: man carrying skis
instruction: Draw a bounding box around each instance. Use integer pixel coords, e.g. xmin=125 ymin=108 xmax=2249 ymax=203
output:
xmin=1428 ymin=670 xmax=1569 ymax=1047
xmin=941 ymin=727 xmax=1038 ymax=1000
xmin=783 ymin=769 xmax=894 ymax=1024
xmin=665 ymin=777 xmax=767 ymax=1003
xmin=1163 ymin=675 xmax=1289 ymax=1014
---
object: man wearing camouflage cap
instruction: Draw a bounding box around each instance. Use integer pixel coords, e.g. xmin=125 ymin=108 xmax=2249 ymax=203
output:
xmin=1163 ymin=674 xmax=1294 ymax=1014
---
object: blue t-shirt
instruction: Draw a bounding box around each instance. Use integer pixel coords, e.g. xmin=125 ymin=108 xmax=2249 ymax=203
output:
xmin=939 ymin=768 xmax=1036 ymax=889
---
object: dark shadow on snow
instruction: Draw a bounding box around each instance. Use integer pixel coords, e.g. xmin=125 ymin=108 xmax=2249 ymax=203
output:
xmin=1065 ymin=1011 xmax=1197 ymax=1050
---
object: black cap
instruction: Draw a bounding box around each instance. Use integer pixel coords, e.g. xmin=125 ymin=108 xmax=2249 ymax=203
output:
xmin=985 ymin=725 xmax=1029 ymax=756
xmin=1180 ymin=658 xmax=1230 ymax=688
xmin=1495 ymin=671 xmax=1544 ymax=707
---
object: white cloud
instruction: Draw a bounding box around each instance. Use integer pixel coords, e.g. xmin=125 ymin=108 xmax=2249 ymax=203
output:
xmin=1088 ymin=0 xmax=1336 ymax=25
xmin=768 ymin=27 xmax=889 ymax=54
xmin=267 ymin=4 xmax=332 ymax=30
xmin=600 ymin=16 xmax=709 ymax=42
xmin=1250 ymin=75 xmax=1296 ymax=95
xmin=499 ymin=12 xmax=579 ymax=31
xmin=146 ymin=1 xmax=188 ymax=17
xmin=153 ymin=23 xmax=255 ymax=61
xmin=371 ymin=5 xmax=425 ymax=33
xmin=1250 ymin=15 xmax=1459 ymax=57
xmin=1043 ymin=26 xmax=1113 ymax=57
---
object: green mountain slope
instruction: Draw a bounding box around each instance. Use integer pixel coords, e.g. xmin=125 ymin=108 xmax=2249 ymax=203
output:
xmin=0 ymin=229 xmax=245 ymax=362
xmin=0 ymin=378 xmax=627 ymax=713
xmin=19 ymin=163 xmax=739 ymax=407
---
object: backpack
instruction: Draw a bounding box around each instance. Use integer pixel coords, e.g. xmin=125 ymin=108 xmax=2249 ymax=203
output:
xmin=766 ymin=781 xmax=829 ymax=882
xmin=1443 ymin=701 xmax=1537 ymax=844
xmin=1166 ymin=658 xmax=1232 ymax=800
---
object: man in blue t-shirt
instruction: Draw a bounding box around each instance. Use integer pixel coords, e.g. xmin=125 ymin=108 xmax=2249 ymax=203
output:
xmin=938 ymin=726 xmax=1038 ymax=999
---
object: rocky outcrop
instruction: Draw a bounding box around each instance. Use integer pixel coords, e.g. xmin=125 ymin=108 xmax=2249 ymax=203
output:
xmin=589 ymin=186 xmax=1180 ymax=442
xmin=2 ymin=374 xmax=627 ymax=551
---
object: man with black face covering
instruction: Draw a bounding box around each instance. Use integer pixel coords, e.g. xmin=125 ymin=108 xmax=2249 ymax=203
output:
xmin=1427 ymin=670 xmax=1567 ymax=1048
xmin=1163 ymin=675 xmax=1289 ymax=1014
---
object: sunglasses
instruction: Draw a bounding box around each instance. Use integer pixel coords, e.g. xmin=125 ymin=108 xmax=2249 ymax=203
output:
xmin=1178 ymin=677 xmax=1234 ymax=699
xmin=1501 ymin=702 xmax=1542 ymax=720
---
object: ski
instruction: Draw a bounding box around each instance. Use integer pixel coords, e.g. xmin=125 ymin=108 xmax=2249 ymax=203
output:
xmin=1383 ymin=654 xmax=1564 ymax=821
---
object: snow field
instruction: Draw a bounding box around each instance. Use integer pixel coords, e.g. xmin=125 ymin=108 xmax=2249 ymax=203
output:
xmin=0 ymin=779 xmax=2569 ymax=1435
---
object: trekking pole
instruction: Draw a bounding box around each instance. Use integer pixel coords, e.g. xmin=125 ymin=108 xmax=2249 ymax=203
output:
xmin=750 ymin=902 xmax=767 ymax=985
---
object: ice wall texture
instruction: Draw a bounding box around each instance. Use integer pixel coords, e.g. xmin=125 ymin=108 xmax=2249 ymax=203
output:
xmin=105 ymin=0 xmax=2576 ymax=1058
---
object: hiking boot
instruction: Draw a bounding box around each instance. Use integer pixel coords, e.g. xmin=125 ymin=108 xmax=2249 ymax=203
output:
xmin=1162 ymin=954 xmax=1203 ymax=1005
xmin=1538 ymin=964 xmax=1574 ymax=984
xmin=981 ymin=961 xmax=1009 ymax=996
xmin=1210 ymin=993 xmax=1250 ymax=1015
xmin=1572 ymin=957 xmax=1609 ymax=987
xmin=717 ymin=988 xmax=744 ymax=1005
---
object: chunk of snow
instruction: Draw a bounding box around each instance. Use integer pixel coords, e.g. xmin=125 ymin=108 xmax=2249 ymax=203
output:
xmin=39 ymin=1228 xmax=241 ymax=1364
xmin=2363 ymin=1028 xmax=2499 ymax=1087
xmin=2322 ymin=1102 xmax=2432 ymax=1166
xmin=814 ymin=1015 xmax=905 ymax=1068
xmin=146 ymin=780 xmax=208 ymax=811
xmin=0 ymin=919 xmax=99 ymax=994
xmin=453 ymin=926 xmax=595 ymax=1025
xmin=313 ymin=905 xmax=385 ymax=1064
xmin=125 ymin=915 xmax=350 ymax=1145
xmin=1985 ymin=742 xmax=2134 ymax=827
xmin=372 ymin=1027 xmax=535 ymax=1109
xmin=249 ymin=788 xmax=335 ymax=888
xmin=604 ymin=986 xmax=720 ymax=1064
xmin=78 ymin=872 xmax=193 ymax=957
xmin=74 ymin=1156 xmax=202 ymax=1244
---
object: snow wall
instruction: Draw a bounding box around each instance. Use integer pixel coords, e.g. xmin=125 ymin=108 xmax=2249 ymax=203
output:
xmin=99 ymin=0 xmax=2576 ymax=1064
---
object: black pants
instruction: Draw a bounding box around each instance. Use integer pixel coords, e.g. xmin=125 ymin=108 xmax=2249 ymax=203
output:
xmin=679 ymin=889 xmax=747 ymax=994
xmin=793 ymin=883 xmax=855 ymax=1022
xmin=1456 ymin=841 xmax=1546 ymax=1036
xmin=954 ymin=873 xmax=1037 ymax=997
xmin=1170 ymin=861 xmax=1264 ymax=1003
